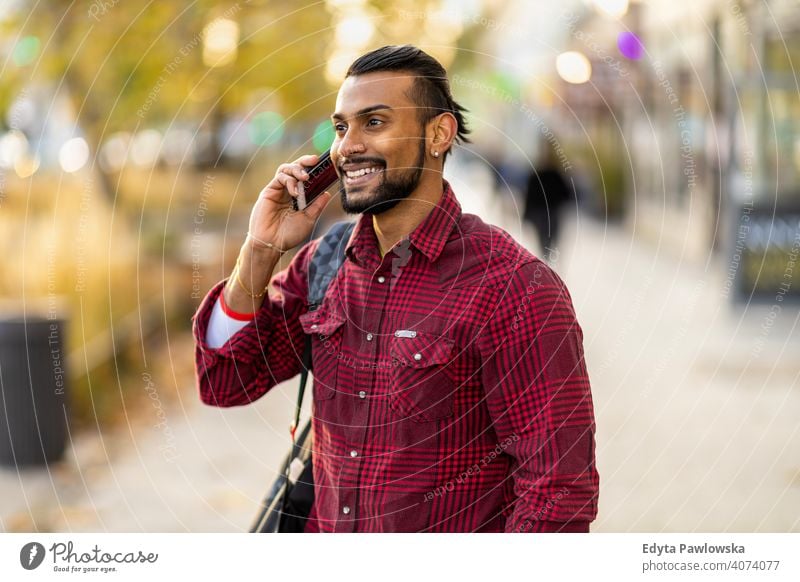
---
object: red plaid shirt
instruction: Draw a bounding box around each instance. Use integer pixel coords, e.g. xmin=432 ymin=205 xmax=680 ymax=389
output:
xmin=193 ymin=180 xmax=599 ymax=532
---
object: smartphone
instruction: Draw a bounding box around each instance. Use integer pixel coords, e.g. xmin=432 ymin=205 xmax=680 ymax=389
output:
xmin=292 ymin=149 xmax=339 ymax=211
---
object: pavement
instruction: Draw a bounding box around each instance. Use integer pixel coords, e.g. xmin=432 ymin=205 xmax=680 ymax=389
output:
xmin=2 ymin=162 xmax=798 ymax=532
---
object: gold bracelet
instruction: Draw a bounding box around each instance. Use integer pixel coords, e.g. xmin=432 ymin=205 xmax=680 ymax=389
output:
xmin=247 ymin=232 xmax=288 ymax=255
xmin=232 ymin=257 xmax=268 ymax=299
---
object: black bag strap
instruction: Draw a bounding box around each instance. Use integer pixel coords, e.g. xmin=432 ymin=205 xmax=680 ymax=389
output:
xmin=252 ymin=221 xmax=356 ymax=533
xmin=276 ymin=221 xmax=354 ymax=531
xmin=289 ymin=220 xmax=356 ymax=439
xmin=307 ymin=220 xmax=357 ymax=310
xmin=287 ymin=338 xmax=313 ymax=443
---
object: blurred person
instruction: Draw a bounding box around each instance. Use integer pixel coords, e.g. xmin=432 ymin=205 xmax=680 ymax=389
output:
xmin=193 ymin=45 xmax=598 ymax=533
xmin=524 ymin=141 xmax=573 ymax=263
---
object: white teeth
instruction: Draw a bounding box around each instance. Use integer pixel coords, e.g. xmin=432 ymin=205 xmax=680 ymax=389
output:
xmin=345 ymin=166 xmax=380 ymax=178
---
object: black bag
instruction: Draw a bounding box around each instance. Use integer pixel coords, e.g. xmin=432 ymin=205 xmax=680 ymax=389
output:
xmin=250 ymin=221 xmax=356 ymax=533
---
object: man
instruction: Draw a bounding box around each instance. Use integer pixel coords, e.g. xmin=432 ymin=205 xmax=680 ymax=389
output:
xmin=193 ymin=45 xmax=599 ymax=532
xmin=524 ymin=140 xmax=573 ymax=264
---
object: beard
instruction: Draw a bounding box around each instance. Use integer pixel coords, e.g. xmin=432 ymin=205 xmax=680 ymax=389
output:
xmin=339 ymin=139 xmax=426 ymax=216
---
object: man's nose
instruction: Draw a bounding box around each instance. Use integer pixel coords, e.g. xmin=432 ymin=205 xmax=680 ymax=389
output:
xmin=337 ymin=128 xmax=366 ymax=158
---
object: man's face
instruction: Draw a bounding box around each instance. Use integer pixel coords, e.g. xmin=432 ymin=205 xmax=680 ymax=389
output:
xmin=330 ymin=71 xmax=428 ymax=215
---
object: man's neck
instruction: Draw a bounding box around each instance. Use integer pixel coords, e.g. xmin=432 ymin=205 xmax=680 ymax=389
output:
xmin=371 ymin=176 xmax=444 ymax=257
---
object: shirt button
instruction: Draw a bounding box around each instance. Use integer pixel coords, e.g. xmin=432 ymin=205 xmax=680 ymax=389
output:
xmin=350 ymin=449 xmax=358 ymax=458
xmin=377 ymin=276 xmax=386 ymax=283
xmin=358 ymin=390 xmax=367 ymax=399
xmin=342 ymin=506 xmax=351 ymax=515
xmin=413 ymin=353 xmax=422 ymax=361
xmin=366 ymin=333 xmax=374 ymax=341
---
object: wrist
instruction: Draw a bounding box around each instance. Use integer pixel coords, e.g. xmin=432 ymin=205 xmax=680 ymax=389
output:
xmin=219 ymin=289 xmax=257 ymax=320
xmin=245 ymin=232 xmax=289 ymax=258
xmin=224 ymin=242 xmax=279 ymax=312
xmin=240 ymin=239 xmax=282 ymax=270
xmin=222 ymin=277 xmax=266 ymax=314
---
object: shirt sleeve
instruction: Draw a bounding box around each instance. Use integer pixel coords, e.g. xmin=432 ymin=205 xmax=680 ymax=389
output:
xmin=477 ymin=259 xmax=599 ymax=533
xmin=192 ymin=240 xmax=317 ymax=407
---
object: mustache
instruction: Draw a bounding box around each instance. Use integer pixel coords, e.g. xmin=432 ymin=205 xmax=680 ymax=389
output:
xmin=338 ymin=156 xmax=386 ymax=170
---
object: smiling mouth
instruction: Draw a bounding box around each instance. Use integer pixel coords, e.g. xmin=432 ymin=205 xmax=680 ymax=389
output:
xmin=343 ymin=166 xmax=383 ymax=187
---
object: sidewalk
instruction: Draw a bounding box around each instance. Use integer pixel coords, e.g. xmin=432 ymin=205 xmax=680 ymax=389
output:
xmin=2 ymin=168 xmax=798 ymax=532
xmin=566 ymin=216 xmax=799 ymax=532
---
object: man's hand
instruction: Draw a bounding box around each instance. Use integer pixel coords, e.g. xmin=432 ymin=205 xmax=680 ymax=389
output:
xmin=247 ymin=153 xmax=333 ymax=253
xmin=224 ymin=154 xmax=334 ymax=314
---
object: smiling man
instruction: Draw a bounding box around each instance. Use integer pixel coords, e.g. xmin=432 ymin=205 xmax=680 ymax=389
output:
xmin=193 ymin=45 xmax=599 ymax=532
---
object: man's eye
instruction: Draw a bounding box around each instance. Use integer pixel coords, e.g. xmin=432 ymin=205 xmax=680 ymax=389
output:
xmin=367 ymin=118 xmax=383 ymax=127
xmin=334 ymin=123 xmax=347 ymax=132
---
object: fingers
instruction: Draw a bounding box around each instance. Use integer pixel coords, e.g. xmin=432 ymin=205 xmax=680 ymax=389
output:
xmin=295 ymin=154 xmax=319 ymax=167
xmin=277 ymin=162 xmax=310 ymax=181
xmin=275 ymin=171 xmax=299 ymax=196
xmin=263 ymin=154 xmax=321 ymax=199
xmin=276 ymin=161 xmax=314 ymax=196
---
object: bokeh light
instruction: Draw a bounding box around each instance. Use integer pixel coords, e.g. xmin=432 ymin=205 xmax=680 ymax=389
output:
xmin=0 ymin=129 xmax=28 ymax=168
xmin=202 ymin=18 xmax=239 ymax=67
xmin=130 ymin=130 xmax=162 ymax=166
xmin=325 ymin=48 xmax=360 ymax=85
xmin=58 ymin=137 xmax=90 ymax=173
xmin=14 ymin=153 xmax=40 ymax=178
xmin=556 ymin=51 xmax=592 ymax=84
xmin=248 ymin=111 xmax=285 ymax=146
xmin=313 ymin=121 xmax=336 ymax=153
xmin=618 ymin=31 xmax=645 ymax=60
xmin=592 ymin=0 xmax=629 ymax=18
xmin=334 ymin=14 xmax=375 ymax=49
xmin=12 ymin=35 xmax=39 ymax=66
xmin=99 ymin=133 xmax=131 ymax=172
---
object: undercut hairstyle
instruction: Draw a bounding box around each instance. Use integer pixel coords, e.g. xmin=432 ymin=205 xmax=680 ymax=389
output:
xmin=345 ymin=45 xmax=472 ymax=161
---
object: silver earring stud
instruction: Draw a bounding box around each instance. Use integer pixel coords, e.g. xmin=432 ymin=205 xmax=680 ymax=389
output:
xmin=432 ymin=150 xmax=439 ymax=158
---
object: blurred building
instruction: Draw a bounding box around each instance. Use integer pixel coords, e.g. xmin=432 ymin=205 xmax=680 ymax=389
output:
xmin=539 ymin=0 xmax=800 ymax=302
xmin=630 ymin=0 xmax=799 ymax=301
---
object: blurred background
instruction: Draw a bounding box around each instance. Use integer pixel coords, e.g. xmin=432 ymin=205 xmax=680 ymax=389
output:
xmin=0 ymin=0 xmax=798 ymax=532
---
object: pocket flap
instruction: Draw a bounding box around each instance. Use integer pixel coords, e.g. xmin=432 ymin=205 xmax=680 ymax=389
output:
xmin=390 ymin=332 xmax=454 ymax=368
xmin=299 ymin=309 xmax=346 ymax=336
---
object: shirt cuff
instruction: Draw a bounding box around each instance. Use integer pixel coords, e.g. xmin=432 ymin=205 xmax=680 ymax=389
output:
xmin=206 ymin=293 xmax=254 ymax=349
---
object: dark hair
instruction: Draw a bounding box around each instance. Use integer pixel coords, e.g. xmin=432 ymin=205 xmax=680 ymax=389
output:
xmin=345 ymin=45 xmax=472 ymax=160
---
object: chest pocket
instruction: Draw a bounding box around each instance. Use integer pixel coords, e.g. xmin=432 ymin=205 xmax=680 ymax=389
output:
xmin=388 ymin=331 xmax=456 ymax=422
xmin=299 ymin=308 xmax=347 ymax=401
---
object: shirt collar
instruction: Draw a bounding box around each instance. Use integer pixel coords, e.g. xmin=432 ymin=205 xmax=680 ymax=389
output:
xmin=345 ymin=179 xmax=462 ymax=266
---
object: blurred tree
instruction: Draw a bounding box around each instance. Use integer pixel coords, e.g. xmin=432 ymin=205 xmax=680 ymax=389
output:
xmin=2 ymin=0 xmax=337 ymax=199
xmin=1 ymin=0 xmax=488 ymax=206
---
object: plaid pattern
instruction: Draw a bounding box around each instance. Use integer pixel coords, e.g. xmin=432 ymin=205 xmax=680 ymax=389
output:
xmin=193 ymin=181 xmax=599 ymax=532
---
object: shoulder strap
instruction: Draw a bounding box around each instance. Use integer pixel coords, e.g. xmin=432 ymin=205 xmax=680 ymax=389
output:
xmin=307 ymin=220 xmax=356 ymax=310
xmin=290 ymin=220 xmax=356 ymax=440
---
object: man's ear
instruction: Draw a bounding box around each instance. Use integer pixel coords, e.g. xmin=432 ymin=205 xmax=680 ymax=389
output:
xmin=429 ymin=112 xmax=458 ymax=157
